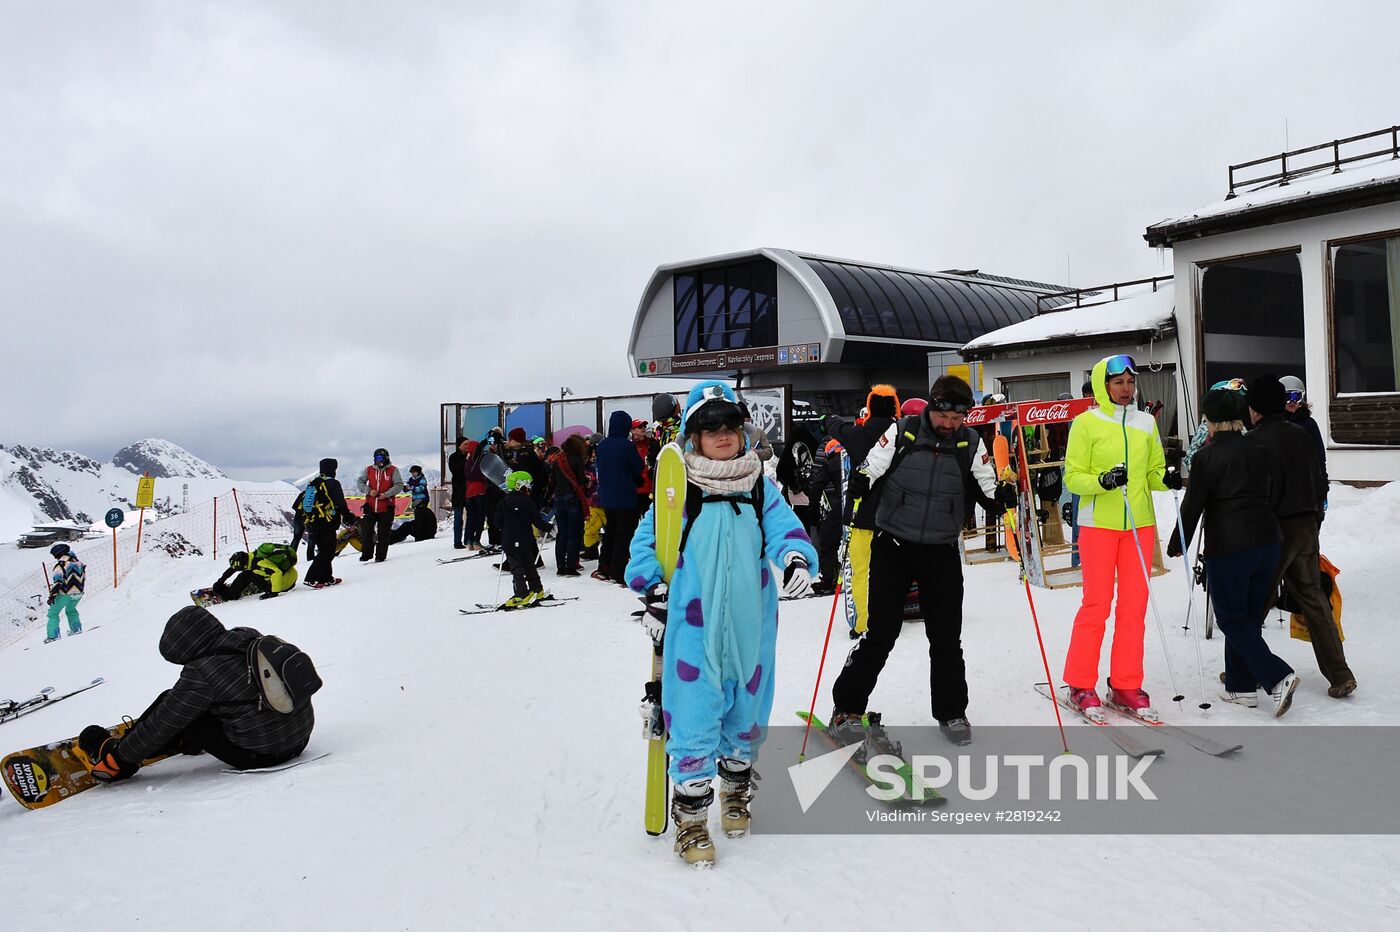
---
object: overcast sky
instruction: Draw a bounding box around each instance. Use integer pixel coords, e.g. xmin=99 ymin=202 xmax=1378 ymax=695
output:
xmin=5 ymin=1 xmax=1398 ymax=479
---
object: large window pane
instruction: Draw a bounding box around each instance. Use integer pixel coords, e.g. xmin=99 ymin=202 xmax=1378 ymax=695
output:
xmin=674 ymin=273 xmax=700 ymax=355
xmin=1334 ymin=237 xmax=1400 ymax=393
xmin=700 ymin=269 xmax=727 ymax=351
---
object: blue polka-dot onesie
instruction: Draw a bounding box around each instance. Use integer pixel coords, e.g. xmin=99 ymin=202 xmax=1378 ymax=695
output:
xmin=627 ymin=476 xmax=816 ymax=784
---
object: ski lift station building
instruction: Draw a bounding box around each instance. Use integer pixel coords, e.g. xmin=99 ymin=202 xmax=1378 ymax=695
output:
xmin=961 ymin=124 xmax=1400 ymax=482
xmin=625 ymin=247 xmax=1071 ymax=415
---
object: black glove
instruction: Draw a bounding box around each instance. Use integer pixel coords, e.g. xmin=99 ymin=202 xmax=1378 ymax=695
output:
xmin=1098 ymin=464 xmax=1128 ymax=490
xmin=1161 ymin=467 xmax=1183 ymax=491
xmin=78 ymin=725 xmax=137 ymax=783
xmin=995 ymin=483 xmax=1018 ymax=509
xmin=1166 ymin=531 xmax=1182 ymax=559
xmin=47 ymin=592 xmax=56 ymax=606
xmin=640 ymin=583 xmax=668 ymax=641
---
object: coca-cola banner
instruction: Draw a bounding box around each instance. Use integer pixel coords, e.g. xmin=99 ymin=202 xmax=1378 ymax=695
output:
xmin=1015 ymin=397 xmax=1095 ymax=426
xmin=961 ymin=403 xmax=1012 ymax=427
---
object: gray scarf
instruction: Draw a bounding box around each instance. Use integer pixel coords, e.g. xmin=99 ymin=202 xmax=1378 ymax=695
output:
xmin=683 ymin=450 xmax=763 ymax=495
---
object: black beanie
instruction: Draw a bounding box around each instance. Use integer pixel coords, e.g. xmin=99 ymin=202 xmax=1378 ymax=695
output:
xmin=320 ymin=457 xmax=338 ymax=476
xmin=1201 ymin=388 xmax=1246 ymax=423
xmin=1247 ymin=375 xmax=1286 ymax=417
xmin=868 ymin=395 xmax=897 ymax=418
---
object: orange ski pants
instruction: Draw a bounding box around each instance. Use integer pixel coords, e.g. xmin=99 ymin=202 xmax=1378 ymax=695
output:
xmin=1063 ymin=525 xmax=1155 ymax=691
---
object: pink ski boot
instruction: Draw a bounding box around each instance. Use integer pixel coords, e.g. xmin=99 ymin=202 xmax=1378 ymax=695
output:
xmin=1106 ymin=680 xmax=1160 ymax=723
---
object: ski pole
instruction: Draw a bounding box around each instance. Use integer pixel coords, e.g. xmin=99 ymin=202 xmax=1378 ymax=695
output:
xmin=1170 ymin=489 xmax=1211 ymax=711
xmin=799 ymin=575 xmax=844 ymax=761
xmin=1021 ymin=570 xmax=1070 ymax=754
xmin=1120 ymin=486 xmax=1184 ymax=705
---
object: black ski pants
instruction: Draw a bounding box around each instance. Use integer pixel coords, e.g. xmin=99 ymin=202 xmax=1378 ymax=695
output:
xmin=832 ymin=531 xmax=968 ymax=723
xmin=508 ymin=544 xmax=543 ymax=598
xmin=304 ymin=524 xmax=339 ymax=584
xmin=360 ymin=509 xmax=393 ymax=561
xmin=134 ymin=691 xmax=305 ymax=771
xmin=602 ymin=506 xmax=640 ymax=582
xmin=1206 ymin=541 xmax=1293 ymax=693
xmin=1270 ymin=515 xmax=1353 ymax=688
xmin=484 ymin=487 xmax=505 ymax=546
xmin=212 ymin=570 xmax=265 ymax=602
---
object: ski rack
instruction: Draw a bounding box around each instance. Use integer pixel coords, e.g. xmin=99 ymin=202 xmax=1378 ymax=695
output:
xmin=958 ymin=403 xmax=1014 ymax=566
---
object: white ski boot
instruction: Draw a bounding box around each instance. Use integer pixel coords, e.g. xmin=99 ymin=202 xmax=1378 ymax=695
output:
xmin=718 ymin=758 xmax=753 ymax=838
xmin=671 ymin=781 xmax=715 ymax=867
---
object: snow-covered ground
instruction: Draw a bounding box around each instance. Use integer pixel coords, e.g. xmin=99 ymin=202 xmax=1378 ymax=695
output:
xmin=1 ymin=484 xmax=1397 ymax=928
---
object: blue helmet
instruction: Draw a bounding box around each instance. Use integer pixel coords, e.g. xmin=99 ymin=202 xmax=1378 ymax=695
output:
xmin=680 ymin=380 xmax=746 ymax=449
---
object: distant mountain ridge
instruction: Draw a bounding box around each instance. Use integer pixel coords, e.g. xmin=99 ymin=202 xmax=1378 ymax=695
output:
xmin=0 ymin=439 xmax=244 ymax=541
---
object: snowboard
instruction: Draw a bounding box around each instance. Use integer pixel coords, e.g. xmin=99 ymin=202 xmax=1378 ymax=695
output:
xmin=644 ymin=442 xmax=686 ymax=836
xmin=190 ymin=587 xmax=224 ymax=608
xmin=992 ymin=433 xmax=1021 ymax=562
xmin=2 ymin=720 xmax=166 ymax=811
xmin=222 ymin=751 xmax=331 ymax=774
xmin=480 ymin=451 xmax=510 ymax=490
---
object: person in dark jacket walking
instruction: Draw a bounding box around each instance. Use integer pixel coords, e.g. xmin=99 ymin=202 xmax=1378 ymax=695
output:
xmin=807 ymin=437 xmax=845 ymax=595
xmin=479 ymin=429 xmax=507 ymax=547
xmin=448 ymin=437 xmax=473 ymax=549
xmin=496 ymin=471 xmax=554 ymax=607
xmin=830 ymin=376 xmax=1002 ymax=746
xmin=78 ymin=606 xmax=315 ymax=779
xmin=594 ymin=410 xmax=646 ymax=583
xmin=357 ymin=448 xmax=404 ymax=563
xmin=1168 ymin=388 xmax=1299 ymax=716
xmin=828 ymin=384 xmax=901 ymax=634
xmin=550 ymin=435 xmax=590 ymax=576
xmin=303 ymin=458 xmax=357 ymax=588
xmin=1246 ymin=375 xmax=1356 ymax=698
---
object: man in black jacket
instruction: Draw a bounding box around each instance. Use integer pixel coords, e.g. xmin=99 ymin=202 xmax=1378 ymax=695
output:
xmin=79 ymin=607 xmax=315 ymax=779
xmin=303 ymin=458 xmax=357 ymax=588
xmin=447 ymin=437 xmax=472 ymax=549
xmin=1246 ymin=375 xmax=1356 ymax=698
xmin=807 ymin=437 xmax=845 ymax=595
xmin=831 ymin=376 xmax=1005 ymax=746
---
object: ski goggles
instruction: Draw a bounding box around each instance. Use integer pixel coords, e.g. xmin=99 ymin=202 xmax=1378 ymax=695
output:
xmin=928 ymin=398 xmax=970 ymax=413
xmin=1210 ymin=378 xmax=1246 ymax=392
xmin=1284 ymin=389 xmax=1304 ymax=404
xmin=374 ymin=454 xmax=388 ymax=464
xmin=687 ymin=399 xmax=744 ymax=433
xmin=1103 ymin=354 xmax=1138 ymax=377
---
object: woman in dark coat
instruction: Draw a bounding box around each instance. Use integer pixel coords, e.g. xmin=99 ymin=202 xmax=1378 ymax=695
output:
xmin=1168 ymin=389 xmax=1299 ymax=717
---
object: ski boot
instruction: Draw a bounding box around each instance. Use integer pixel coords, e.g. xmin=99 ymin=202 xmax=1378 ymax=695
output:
xmin=501 ymin=594 xmax=532 ymax=610
xmin=828 ymin=712 xmax=868 ymax=760
xmin=717 ymin=758 xmax=753 ymax=838
xmin=1066 ymin=687 xmax=1108 ymax=723
xmin=938 ymin=717 xmax=972 ymax=747
xmin=1106 ymin=679 xmax=1160 ymax=723
xmin=671 ymin=782 xmax=715 ymax=867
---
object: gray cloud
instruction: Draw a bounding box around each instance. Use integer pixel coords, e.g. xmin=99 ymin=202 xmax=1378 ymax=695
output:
xmin=5 ymin=0 xmax=1397 ymax=476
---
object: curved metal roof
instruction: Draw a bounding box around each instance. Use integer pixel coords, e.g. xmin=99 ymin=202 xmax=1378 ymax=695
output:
xmin=795 ymin=254 xmax=1058 ymax=345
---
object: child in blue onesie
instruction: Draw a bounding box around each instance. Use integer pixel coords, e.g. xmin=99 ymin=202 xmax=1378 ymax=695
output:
xmin=627 ymin=380 xmax=817 ymax=866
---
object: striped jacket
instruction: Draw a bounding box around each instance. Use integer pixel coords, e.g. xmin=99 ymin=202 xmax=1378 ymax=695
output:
xmin=51 ymin=554 xmax=85 ymax=596
xmin=117 ymin=606 xmax=314 ymax=765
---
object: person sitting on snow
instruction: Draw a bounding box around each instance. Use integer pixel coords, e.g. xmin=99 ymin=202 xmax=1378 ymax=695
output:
xmin=78 ymin=606 xmax=315 ymax=779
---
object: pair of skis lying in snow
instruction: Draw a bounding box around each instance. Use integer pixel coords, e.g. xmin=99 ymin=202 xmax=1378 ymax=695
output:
xmin=1034 ymin=683 xmax=1242 ymax=758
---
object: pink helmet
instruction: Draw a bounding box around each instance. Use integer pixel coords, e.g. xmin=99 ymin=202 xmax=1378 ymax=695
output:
xmin=901 ymin=398 xmax=928 ymax=416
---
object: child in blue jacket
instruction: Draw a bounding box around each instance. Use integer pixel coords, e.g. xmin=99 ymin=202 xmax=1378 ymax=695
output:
xmin=626 ymin=380 xmax=816 ymax=866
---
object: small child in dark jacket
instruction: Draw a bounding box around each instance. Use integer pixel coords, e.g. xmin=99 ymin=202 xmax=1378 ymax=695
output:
xmin=495 ymin=471 xmax=554 ymax=608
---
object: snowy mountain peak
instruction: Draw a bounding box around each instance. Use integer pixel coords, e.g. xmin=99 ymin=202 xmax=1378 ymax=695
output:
xmin=111 ymin=439 xmax=227 ymax=480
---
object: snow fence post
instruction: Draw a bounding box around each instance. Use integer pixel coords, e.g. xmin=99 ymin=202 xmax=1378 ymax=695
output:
xmin=231 ymin=488 xmax=250 ymax=552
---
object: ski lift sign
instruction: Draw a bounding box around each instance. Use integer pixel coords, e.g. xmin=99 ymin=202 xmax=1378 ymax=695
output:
xmin=135 ymin=476 xmax=156 ymax=509
xmin=104 ymin=508 xmax=124 ymax=529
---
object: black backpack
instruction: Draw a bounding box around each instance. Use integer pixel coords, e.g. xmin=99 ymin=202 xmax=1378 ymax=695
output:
xmin=246 ymin=635 xmax=322 ymax=713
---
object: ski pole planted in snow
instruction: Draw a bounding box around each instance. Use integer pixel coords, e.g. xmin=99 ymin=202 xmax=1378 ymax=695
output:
xmin=1171 ymin=489 xmax=1211 ymax=711
xmin=1121 ymin=486 xmax=1185 ymax=706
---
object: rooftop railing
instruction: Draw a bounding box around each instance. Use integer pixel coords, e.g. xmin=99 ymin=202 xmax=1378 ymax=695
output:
xmin=1227 ymin=125 xmax=1400 ymax=198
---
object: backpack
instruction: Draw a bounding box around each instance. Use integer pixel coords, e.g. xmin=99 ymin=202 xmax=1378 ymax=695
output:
xmin=678 ymin=475 xmax=767 ymax=557
xmin=303 ymin=478 xmax=337 ymax=524
xmin=246 ymin=635 xmax=322 ymax=713
xmin=254 ymin=542 xmax=297 ymax=572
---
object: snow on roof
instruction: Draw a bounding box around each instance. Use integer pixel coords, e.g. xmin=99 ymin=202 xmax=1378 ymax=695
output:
xmin=1146 ymin=156 xmax=1400 ymax=242
xmin=961 ymin=282 xmax=1174 ymax=355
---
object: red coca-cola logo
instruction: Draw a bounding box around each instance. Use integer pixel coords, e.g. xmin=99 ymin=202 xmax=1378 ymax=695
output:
xmin=1016 ymin=398 xmax=1094 ymax=424
xmin=962 ymin=403 xmax=1010 ymax=427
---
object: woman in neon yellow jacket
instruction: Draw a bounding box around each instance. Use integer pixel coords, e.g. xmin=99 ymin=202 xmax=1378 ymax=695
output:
xmin=1061 ymin=354 xmax=1178 ymax=717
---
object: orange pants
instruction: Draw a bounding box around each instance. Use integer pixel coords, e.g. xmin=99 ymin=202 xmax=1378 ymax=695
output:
xmin=1063 ymin=525 xmax=1155 ymax=691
